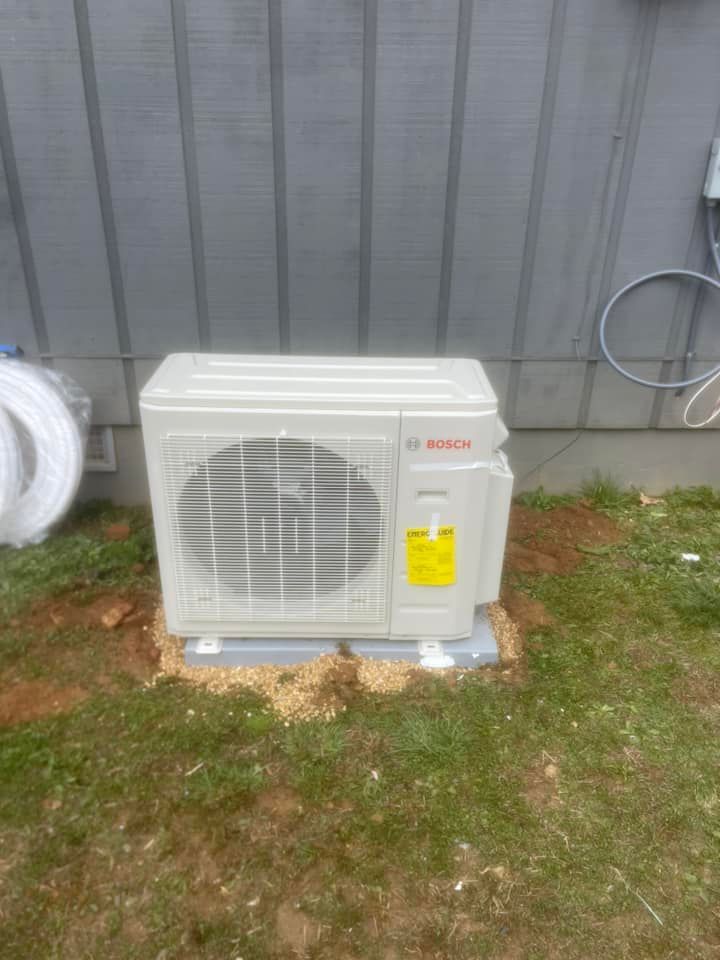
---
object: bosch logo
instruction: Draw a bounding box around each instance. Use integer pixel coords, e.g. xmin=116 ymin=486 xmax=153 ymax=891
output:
xmin=427 ymin=439 xmax=471 ymax=450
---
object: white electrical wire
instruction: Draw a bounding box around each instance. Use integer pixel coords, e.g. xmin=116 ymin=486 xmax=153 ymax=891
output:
xmin=0 ymin=361 xmax=88 ymax=546
xmin=683 ymin=367 xmax=720 ymax=428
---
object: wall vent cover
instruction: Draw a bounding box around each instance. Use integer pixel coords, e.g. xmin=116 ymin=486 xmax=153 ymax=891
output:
xmin=84 ymin=426 xmax=116 ymax=472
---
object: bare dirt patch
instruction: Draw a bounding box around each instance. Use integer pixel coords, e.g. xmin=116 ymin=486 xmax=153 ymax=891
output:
xmin=0 ymin=679 xmax=88 ymax=726
xmin=673 ymin=669 xmax=720 ymax=712
xmin=29 ymin=588 xmax=155 ymax=633
xmin=500 ymin=587 xmax=554 ymax=639
xmin=276 ymin=899 xmax=321 ymax=954
xmin=256 ymin=785 xmax=303 ymax=821
xmin=506 ymin=503 xmax=622 ymax=576
xmin=523 ymin=759 xmax=561 ymax=811
xmin=24 ymin=588 xmax=160 ymax=684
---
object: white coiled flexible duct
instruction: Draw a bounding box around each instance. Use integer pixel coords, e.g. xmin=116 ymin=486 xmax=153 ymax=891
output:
xmin=0 ymin=361 xmax=88 ymax=546
xmin=0 ymin=406 xmax=22 ymax=517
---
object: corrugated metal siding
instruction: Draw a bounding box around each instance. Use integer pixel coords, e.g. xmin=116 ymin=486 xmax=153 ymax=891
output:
xmin=0 ymin=0 xmax=719 ymax=428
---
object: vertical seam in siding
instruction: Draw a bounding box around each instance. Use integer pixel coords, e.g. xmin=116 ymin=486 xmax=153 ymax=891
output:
xmin=0 ymin=66 xmax=49 ymax=357
xmin=268 ymin=0 xmax=290 ymax=352
xmin=74 ymin=0 xmax=138 ymax=422
xmin=575 ymin=0 xmax=660 ymax=428
xmin=574 ymin=6 xmax=648 ymax=365
xmin=435 ymin=0 xmax=473 ymax=356
xmin=358 ymin=0 xmax=378 ymax=355
xmin=650 ymin=102 xmax=720 ymax=427
xmin=170 ymin=0 xmax=211 ymax=350
xmin=648 ymin=201 xmax=707 ymax=427
xmin=504 ymin=0 xmax=568 ymax=425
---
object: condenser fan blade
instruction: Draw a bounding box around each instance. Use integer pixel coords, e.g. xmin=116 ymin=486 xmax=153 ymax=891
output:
xmin=176 ymin=438 xmax=382 ymax=601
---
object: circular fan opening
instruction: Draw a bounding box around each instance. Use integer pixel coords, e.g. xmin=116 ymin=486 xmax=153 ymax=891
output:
xmin=177 ymin=438 xmax=381 ymax=600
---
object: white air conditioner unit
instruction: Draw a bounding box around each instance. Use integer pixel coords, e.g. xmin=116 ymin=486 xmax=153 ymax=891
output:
xmin=140 ymin=354 xmax=513 ymax=668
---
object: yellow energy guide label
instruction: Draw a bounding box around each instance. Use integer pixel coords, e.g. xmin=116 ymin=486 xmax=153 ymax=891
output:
xmin=405 ymin=525 xmax=456 ymax=586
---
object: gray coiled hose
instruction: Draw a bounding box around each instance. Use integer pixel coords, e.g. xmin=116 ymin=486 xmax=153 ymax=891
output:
xmin=599 ymin=204 xmax=720 ymax=392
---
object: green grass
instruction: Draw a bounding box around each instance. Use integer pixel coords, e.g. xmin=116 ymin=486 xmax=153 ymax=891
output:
xmin=390 ymin=711 xmax=471 ymax=764
xmin=2 ymin=489 xmax=720 ymax=957
xmin=579 ymin=470 xmax=633 ymax=509
xmin=0 ymin=500 xmax=155 ymax=621
xmin=516 ymin=486 xmax=575 ymax=511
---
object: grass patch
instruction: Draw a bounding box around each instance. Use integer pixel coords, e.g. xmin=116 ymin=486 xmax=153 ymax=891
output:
xmin=516 ymin=486 xmax=576 ymax=511
xmin=0 ymin=501 xmax=155 ymax=621
xmin=579 ymin=470 xmax=633 ymax=509
xmin=2 ymin=489 xmax=720 ymax=957
xmin=391 ymin=711 xmax=471 ymax=765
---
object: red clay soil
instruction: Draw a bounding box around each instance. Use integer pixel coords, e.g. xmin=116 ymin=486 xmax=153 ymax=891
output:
xmin=501 ymin=587 xmax=555 ymax=636
xmin=505 ymin=502 xmax=622 ymax=576
xmin=29 ymin=589 xmax=161 ymax=682
xmin=0 ymin=588 xmax=161 ymax=726
xmin=27 ymin=589 xmax=156 ymax=633
xmin=0 ymin=680 xmax=88 ymax=726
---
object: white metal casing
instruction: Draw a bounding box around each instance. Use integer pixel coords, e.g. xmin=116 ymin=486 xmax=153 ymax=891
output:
xmin=140 ymin=354 xmax=513 ymax=642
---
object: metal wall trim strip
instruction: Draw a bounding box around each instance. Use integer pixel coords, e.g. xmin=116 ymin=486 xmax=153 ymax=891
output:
xmin=74 ymin=0 xmax=138 ymax=420
xmin=0 ymin=66 xmax=49 ymax=356
xmin=170 ymin=0 xmax=211 ymax=351
xmin=504 ymin=0 xmax=569 ymax=425
xmin=575 ymin=0 xmax=660 ymax=428
xmin=358 ymin=0 xmax=378 ymax=355
xmin=435 ymin=0 xmax=474 ymax=355
xmin=268 ymin=0 xmax=290 ymax=351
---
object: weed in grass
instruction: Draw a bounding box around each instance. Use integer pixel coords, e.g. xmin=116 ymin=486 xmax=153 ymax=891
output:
xmin=664 ymin=485 xmax=720 ymax=510
xmin=580 ymin=470 xmax=631 ymax=509
xmin=669 ymin=576 xmax=720 ymax=628
xmin=182 ymin=761 xmax=264 ymax=807
xmin=391 ymin=711 xmax=471 ymax=765
xmin=281 ymin=720 xmax=346 ymax=762
xmin=517 ymin=486 xmax=575 ymax=511
xmin=280 ymin=720 xmax=346 ymax=798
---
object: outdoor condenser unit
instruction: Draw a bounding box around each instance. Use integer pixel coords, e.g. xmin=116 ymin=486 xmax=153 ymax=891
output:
xmin=140 ymin=354 xmax=513 ymax=668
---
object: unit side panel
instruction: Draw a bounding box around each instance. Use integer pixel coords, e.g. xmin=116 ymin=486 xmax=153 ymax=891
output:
xmin=390 ymin=411 xmax=495 ymax=640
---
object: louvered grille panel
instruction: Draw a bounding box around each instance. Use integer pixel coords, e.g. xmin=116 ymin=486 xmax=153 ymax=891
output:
xmin=160 ymin=435 xmax=394 ymax=623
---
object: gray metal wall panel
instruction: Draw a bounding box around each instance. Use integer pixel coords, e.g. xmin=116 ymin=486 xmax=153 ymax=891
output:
xmin=133 ymin=358 xmax=163 ymax=395
xmin=3 ymin=0 xmax=720 ymax=438
xmin=659 ymin=362 xmax=720 ymax=430
xmin=523 ymin=0 xmax=640 ymax=358
xmin=369 ymin=0 xmax=458 ymax=354
xmin=481 ymin=360 xmax=510 ymax=422
xmin=86 ymin=0 xmax=198 ymax=355
xmin=514 ymin=360 xmax=585 ymax=428
xmin=596 ymin=0 xmax=720 ymax=360
xmin=588 ymin=362 xmax=657 ymax=429
xmin=283 ymin=0 xmax=363 ymax=353
xmin=185 ymin=0 xmax=279 ymax=351
xmin=0 ymin=1 xmax=117 ymax=353
xmin=0 ymin=151 xmax=37 ymax=352
xmin=447 ymin=0 xmax=553 ymax=358
xmin=681 ymin=229 xmax=720 ymax=358
xmin=54 ymin=357 xmax=130 ymax=424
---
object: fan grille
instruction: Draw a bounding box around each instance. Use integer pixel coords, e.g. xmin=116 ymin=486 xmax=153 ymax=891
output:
xmin=160 ymin=434 xmax=394 ymax=623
